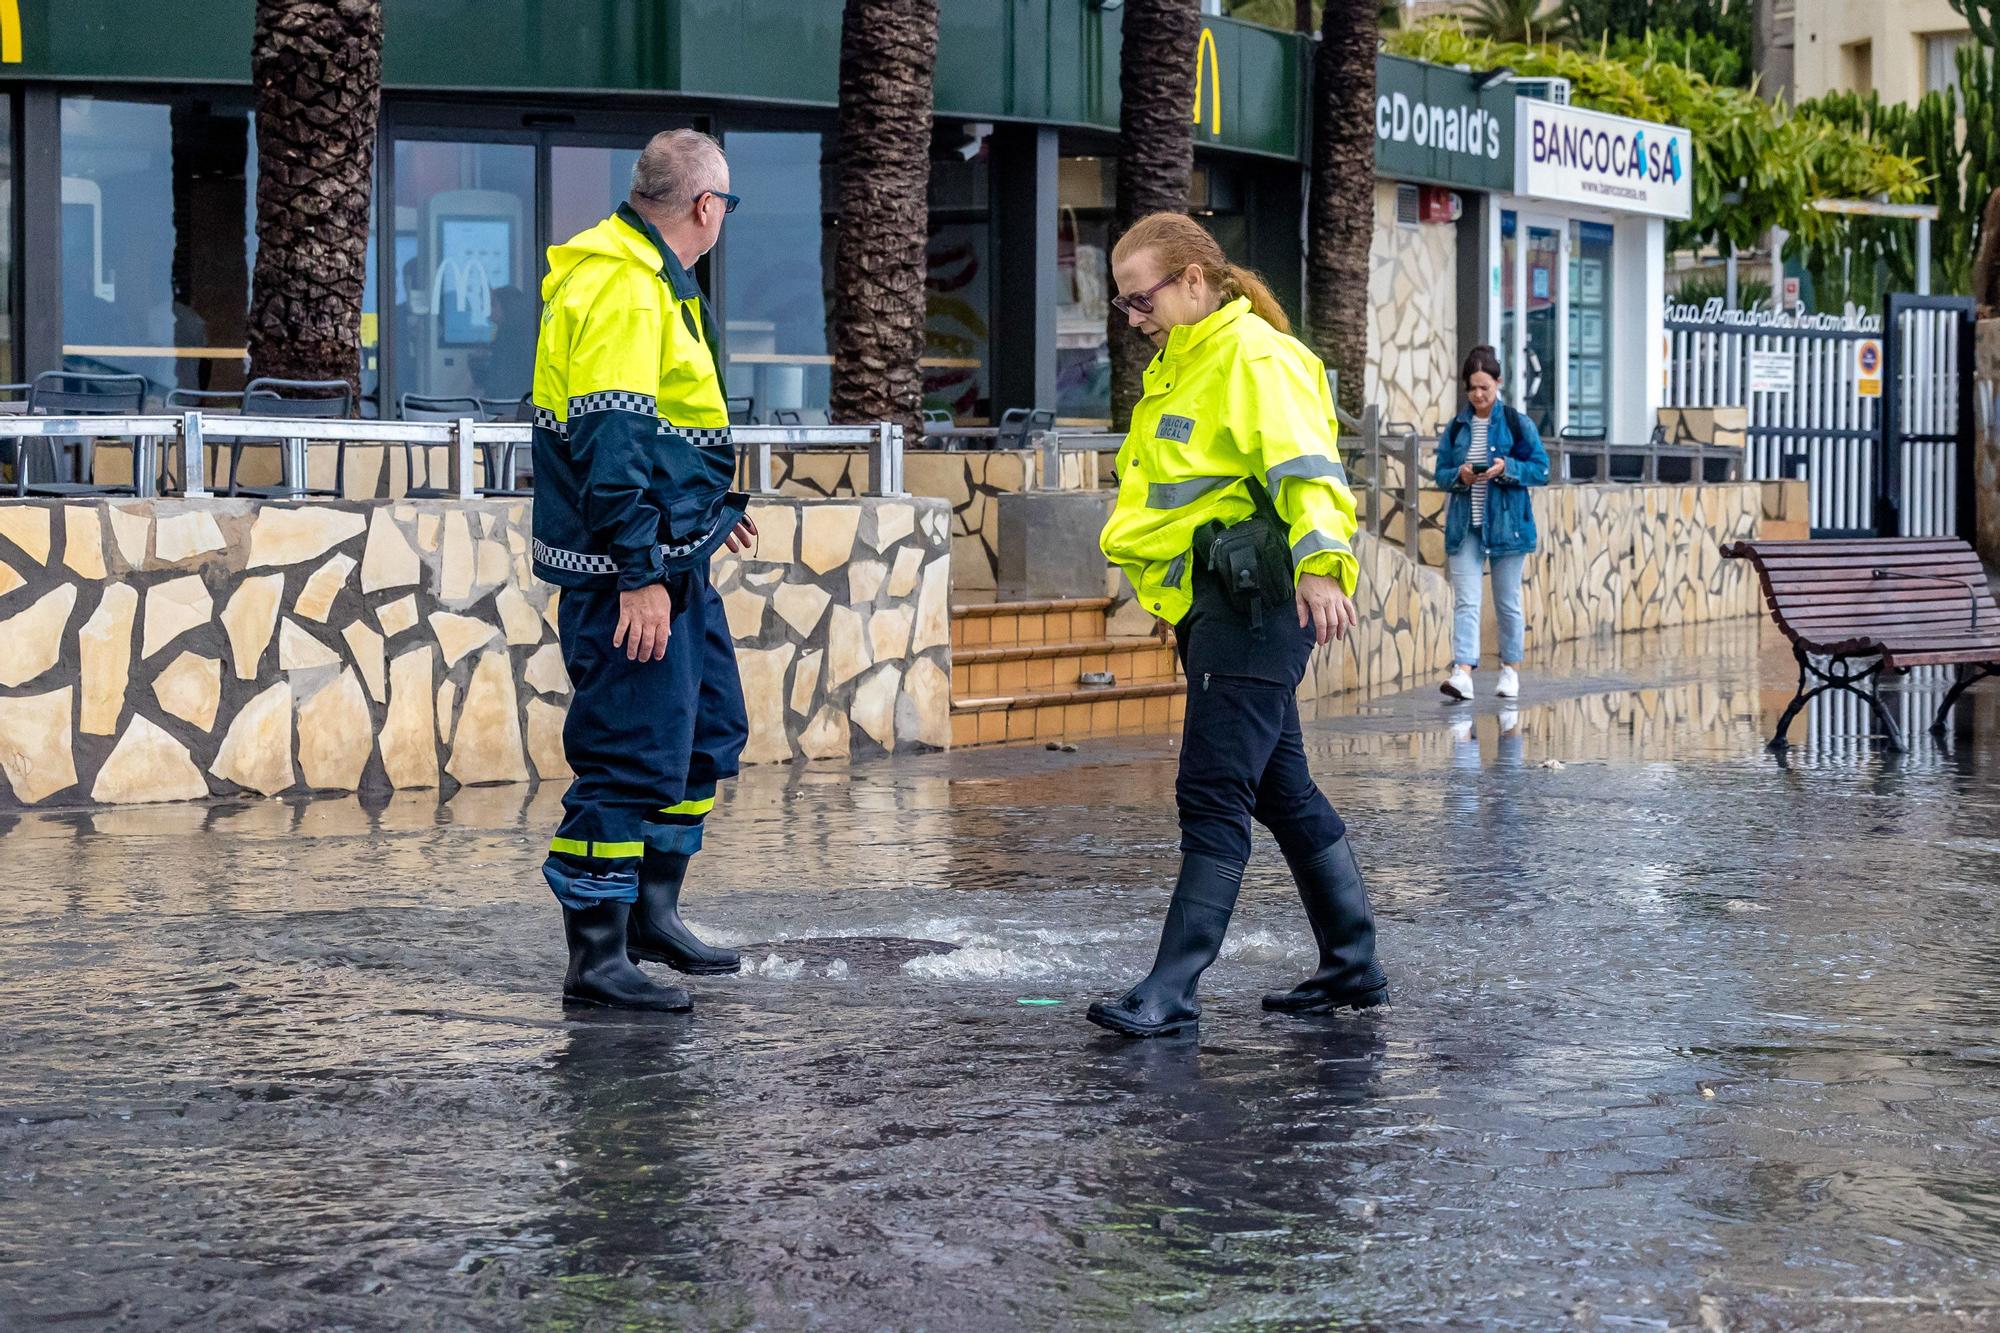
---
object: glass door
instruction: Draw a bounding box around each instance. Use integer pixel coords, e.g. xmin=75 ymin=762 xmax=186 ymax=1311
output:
xmin=1518 ymin=215 xmax=1567 ymax=434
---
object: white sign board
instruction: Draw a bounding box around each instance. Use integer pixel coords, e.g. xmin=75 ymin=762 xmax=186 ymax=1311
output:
xmin=1516 ymin=100 xmax=1693 ymax=220
xmin=1747 ymin=350 xmax=1795 ymax=394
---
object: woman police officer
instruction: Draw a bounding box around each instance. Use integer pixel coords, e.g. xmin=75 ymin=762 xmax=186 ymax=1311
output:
xmin=1087 ymin=212 xmax=1388 ymax=1039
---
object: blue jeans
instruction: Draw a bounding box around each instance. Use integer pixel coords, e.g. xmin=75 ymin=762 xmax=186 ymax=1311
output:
xmin=1447 ymin=527 xmax=1526 ymax=667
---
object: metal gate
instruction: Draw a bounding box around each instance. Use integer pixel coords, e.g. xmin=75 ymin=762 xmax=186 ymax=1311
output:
xmin=1880 ymin=293 xmax=1977 ymax=539
xmin=1664 ymin=295 xmax=1975 ymax=538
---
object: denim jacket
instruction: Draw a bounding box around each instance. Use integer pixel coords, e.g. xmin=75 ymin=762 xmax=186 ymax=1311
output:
xmin=1432 ymin=403 xmax=1550 ymax=557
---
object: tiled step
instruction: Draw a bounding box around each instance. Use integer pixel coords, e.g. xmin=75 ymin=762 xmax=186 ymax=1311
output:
xmin=951 ymin=636 xmax=1180 ymax=696
xmin=949 ymin=596 xmax=1113 ymax=650
xmin=949 ymin=680 xmax=1187 ymax=748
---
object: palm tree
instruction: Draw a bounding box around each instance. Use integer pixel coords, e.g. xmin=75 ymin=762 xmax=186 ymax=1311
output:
xmin=1461 ymin=0 xmax=1557 ymax=44
xmin=1109 ymin=0 xmax=1202 ymax=429
xmin=829 ymin=0 xmax=940 ymax=436
xmin=1305 ymin=0 xmax=1377 ymax=418
xmin=245 ymin=0 xmax=382 ymax=396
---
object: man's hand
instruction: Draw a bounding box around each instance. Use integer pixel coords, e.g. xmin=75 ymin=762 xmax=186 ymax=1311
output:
xmin=724 ymin=513 xmax=760 ymax=554
xmin=1296 ymin=572 xmax=1358 ymax=645
xmin=614 ymin=583 xmax=673 ymax=662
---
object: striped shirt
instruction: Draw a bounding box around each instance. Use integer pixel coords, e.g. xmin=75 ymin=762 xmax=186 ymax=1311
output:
xmin=1467 ymin=416 xmax=1491 ymax=528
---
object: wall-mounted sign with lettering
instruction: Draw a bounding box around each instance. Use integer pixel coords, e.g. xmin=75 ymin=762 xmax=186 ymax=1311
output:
xmin=1517 ymin=99 xmax=1691 ymax=220
xmin=1374 ymin=54 xmax=1514 ymax=193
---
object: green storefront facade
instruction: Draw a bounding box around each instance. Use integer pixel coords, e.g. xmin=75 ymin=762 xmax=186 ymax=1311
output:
xmin=0 ymin=0 xmax=1317 ymax=424
xmin=0 ymin=1 xmax=1544 ymax=429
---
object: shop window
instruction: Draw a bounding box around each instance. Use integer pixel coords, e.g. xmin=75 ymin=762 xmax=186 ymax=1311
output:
xmin=719 ymin=131 xmax=831 ymax=422
xmin=389 ymin=138 xmax=537 ymax=408
xmin=0 ymin=97 xmax=12 ymax=380
xmin=1566 ymin=221 xmax=1614 ymax=436
xmin=59 ymin=96 xmax=255 ymax=399
xmin=925 ymin=143 xmax=991 ymax=421
xmin=1055 ymin=155 xmax=1242 ymax=424
xmin=550 ymin=146 xmax=642 ymax=254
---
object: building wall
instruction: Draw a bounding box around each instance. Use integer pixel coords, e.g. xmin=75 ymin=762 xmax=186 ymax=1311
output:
xmin=1367 ymin=182 xmax=1460 ymax=434
xmin=0 ymin=496 xmax=953 ymax=810
xmin=1792 ymin=0 xmax=1970 ymax=104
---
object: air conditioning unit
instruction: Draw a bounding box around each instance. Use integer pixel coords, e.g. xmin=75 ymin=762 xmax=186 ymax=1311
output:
xmin=1513 ymin=77 xmax=1573 ymax=105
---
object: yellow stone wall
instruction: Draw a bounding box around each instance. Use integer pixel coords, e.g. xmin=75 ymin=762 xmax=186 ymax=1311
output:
xmin=759 ymin=446 xmax=1099 ymax=594
xmin=1105 ymin=480 xmax=1771 ymax=702
xmin=0 ymin=495 xmax=952 ymax=809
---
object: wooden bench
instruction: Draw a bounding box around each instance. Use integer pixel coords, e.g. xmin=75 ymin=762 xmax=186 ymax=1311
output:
xmin=1721 ymin=537 xmax=1999 ymax=750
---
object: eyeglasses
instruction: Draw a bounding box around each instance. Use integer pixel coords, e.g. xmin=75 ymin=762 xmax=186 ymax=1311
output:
xmin=1111 ymin=272 xmax=1181 ymax=317
xmin=700 ymin=190 xmax=741 ymax=215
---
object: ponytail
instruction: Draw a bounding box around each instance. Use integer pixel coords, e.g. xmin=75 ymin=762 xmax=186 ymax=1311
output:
xmin=1219 ymin=264 xmax=1290 ymax=335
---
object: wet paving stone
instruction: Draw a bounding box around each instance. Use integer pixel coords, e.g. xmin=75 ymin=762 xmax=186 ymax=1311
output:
xmin=3 ymin=620 xmax=2000 ymax=1329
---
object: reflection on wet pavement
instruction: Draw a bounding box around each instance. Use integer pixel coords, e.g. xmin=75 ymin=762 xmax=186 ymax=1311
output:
xmin=4 ymin=620 xmax=2000 ymax=1328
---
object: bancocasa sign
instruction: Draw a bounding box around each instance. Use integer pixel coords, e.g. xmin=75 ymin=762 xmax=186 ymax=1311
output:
xmin=1374 ymin=54 xmax=1514 ymax=193
xmin=1517 ymin=99 xmax=1691 ymax=219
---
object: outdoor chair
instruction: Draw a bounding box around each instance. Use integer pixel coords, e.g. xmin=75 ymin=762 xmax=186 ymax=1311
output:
xmin=163 ymin=388 xmax=245 ymax=493
xmin=396 ymin=394 xmax=483 ymax=497
xmin=727 ymin=396 xmax=756 ymax=426
xmin=227 ymin=377 xmax=353 ymax=498
xmin=12 ymin=371 xmax=148 ymax=498
xmin=475 ymin=394 xmax=533 ymax=495
xmin=996 ymin=407 xmax=1055 ymax=451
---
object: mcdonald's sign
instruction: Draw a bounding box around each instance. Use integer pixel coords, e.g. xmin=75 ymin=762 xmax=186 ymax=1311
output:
xmin=1 ymin=0 xmax=22 ymax=63
xmin=1190 ymin=27 xmax=1220 ymax=136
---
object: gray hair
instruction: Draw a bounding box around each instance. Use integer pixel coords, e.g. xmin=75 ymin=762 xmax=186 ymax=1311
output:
xmin=631 ymin=129 xmax=726 ymax=210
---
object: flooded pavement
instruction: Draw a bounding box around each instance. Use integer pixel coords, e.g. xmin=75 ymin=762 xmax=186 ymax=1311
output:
xmin=4 ymin=620 xmax=2000 ymax=1330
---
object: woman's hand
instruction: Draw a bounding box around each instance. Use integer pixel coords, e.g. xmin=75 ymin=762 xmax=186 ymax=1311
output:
xmin=1296 ymin=572 xmax=1357 ymax=645
xmin=1481 ymin=457 xmax=1508 ymax=482
xmin=1456 ymin=461 xmax=1480 ymax=487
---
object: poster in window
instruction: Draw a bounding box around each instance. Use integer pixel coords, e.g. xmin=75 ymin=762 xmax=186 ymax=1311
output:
xmin=1579 ymin=311 xmax=1604 ymax=355
xmin=1578 ymin=259 xmax=1604 ymax=304
xmin=1578 ymin=360 xmax=1604 ymax=402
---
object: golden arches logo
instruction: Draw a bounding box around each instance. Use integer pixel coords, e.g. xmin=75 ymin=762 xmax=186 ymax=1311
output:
xmin=1 ymin=0 xmax=20 ymax=63
xmin=1191 ymin=27 xmax=1220 ymax=136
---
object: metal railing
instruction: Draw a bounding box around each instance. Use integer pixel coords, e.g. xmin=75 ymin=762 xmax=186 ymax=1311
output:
xmin=736 ymin=423 xmax=905 ymax=497
xmin=0 ymin=415 xmax=909 ymax=501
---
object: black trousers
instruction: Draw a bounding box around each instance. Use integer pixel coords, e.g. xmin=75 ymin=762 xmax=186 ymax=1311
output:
xmin=1174 ymin=576 xmax=1346 ymax=865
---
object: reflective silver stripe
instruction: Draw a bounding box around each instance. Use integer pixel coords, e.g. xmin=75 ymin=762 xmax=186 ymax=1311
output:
xmin=1145 ymin=474 xmax=1236 ymax=510
xmin=1266 ymin=455 xmax=1349 ymax=491
xmin=532 ymin=406 xmax=566 ymax=436
xmin=533 ymin=538 xmax=619 ymax=575
xmin=1164 ymin=553 xmax=1187 ymax=588
xmin=1291 ymin=530 xmax=1352 ymax=563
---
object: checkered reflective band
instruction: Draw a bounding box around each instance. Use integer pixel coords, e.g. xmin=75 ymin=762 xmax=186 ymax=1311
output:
xmin=662 ymin=424 xmax=734 ymax=450
xmin=532 ymin=406 xmax=566 ymax=436
xmin=569 ymin=390 xmax=658 ymax=416
xmin=532 ymin=516 xmax=728 ymax=574
xmin=531 ymin=538 xmax=619 ymax=576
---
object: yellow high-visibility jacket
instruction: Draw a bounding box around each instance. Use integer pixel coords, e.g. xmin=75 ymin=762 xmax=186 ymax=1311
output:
xmin=1100 ymin=297 xmax=1359 ymax=624
xmin=530 ymin=203 xmax=737 ymax=590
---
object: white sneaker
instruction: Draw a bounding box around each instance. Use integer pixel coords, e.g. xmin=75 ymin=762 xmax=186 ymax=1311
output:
xmin=1450 ymin=718 xmax=1475 ymax=744
xmin=1496 ymin=666 xmax=1520 ymax=699
xmin=1441 ymin=667 xmax=1474 ymax=702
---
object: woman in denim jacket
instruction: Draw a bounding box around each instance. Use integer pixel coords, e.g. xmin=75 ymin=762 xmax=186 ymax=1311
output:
xmin=1432 ymin=346 xmax=1549 ymax=702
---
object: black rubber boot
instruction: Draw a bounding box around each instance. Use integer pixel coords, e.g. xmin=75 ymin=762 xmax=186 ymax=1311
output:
xmin=1087 ymin=854 xmax=1245 ymax=1038
xmin=1261 ymin=838 xmax=1388 ymax=1014
xmin=626 ymin=850 xmax=741 ymax=976
xmin=564 ymin=900 xmax=694 ymax=1011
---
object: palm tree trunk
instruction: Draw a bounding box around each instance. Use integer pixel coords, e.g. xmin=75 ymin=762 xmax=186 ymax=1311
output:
xmin=1306 ymin=0 xmax=1377 ymax=419
xmin=829 ymin=0 xmax=940 ymax=438
xmin=1109 ymin=0 xmax=1202 ymax=430
xmin=246 ymin=0 xmax=382 ymax=398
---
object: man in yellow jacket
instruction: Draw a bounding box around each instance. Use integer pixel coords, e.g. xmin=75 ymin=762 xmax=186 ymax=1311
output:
xmin=531 ymin=129 xmax=755 ymax=1012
